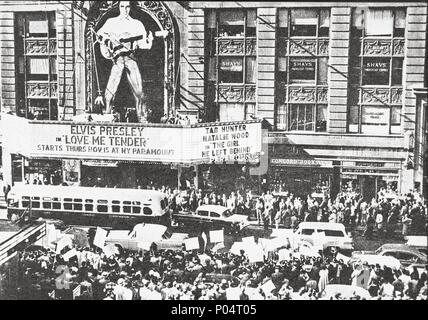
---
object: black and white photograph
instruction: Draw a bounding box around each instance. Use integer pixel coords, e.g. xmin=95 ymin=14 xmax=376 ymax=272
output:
xmin=0 ymin=0 xmax=427 ymax=305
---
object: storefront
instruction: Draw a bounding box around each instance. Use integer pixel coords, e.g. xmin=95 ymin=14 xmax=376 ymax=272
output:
xmin=269 ymin=158 xmax=334 ymax=199
xmin=340 ymin=161 xmax=401 ymax=200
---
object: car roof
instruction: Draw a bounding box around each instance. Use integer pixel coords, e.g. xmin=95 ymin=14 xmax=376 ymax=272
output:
xmin=298 ymin=222 xmax=346 ymax=230
xmin=378 ymin=244 xmax=427 ymax=257
xmin=197 ymin=205 xmax=228 ymax=213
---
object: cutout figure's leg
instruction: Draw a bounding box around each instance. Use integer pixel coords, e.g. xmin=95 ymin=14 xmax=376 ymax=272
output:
xmin=125 ymin=58 xmax=146 ymax=122
xmin=105 ymin=59 xmax=125 ymax=114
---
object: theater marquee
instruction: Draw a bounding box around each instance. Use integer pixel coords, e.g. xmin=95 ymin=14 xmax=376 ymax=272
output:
xmin=1 ymin=115 xmax=262 ymax=164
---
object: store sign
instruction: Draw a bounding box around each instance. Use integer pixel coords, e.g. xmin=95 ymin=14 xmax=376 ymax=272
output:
xmin=219 ymin=58 xmax=243 ymax=72
xmin=362 ymin=107 xmax=389 ymax=124
xmin=1 ymin=115 xmax=262 ymax=165
xmin=271 ymin=158 xmax=332 ymax=168
xmin=289 ymin=58 xmax=315 ymax=80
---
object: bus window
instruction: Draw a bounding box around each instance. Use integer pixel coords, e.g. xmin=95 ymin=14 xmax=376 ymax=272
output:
xmin=132 ymin=201 xmax=141 ymax=206
xmin=143 ymin=207 xmax=152 ymax=215
xmin=85 ymin=204 xmax=93 ymax=211
xmin=85 ymin=199 xmax=94 ymax=203
xmin=32 ymin=197 xmax=40 ymax=201
xmin=64 ymin=201 xmax=73 ymax=210
xmin=22 ymin=200 xmax=30 ymax=208
xmin=43 ymin=201 xmax=52 ymax=209
xmin=74 ymin=199 xmax=82 ymax=203
xmin=112 ymin=200 xmax=121 ymax=213
xmin=73 ymin=203 xmax=83 ymax=211
xmin=52 ymin=198 xmax=61 ymax=210
xmin=132 ymin=206 xmax=141 ymax=214
xmin=161 ymin=200 xmax=166 ymax=210
xmin=97 ymin=200 xmax=108 ymax=213
xmin=31 ymin=201 xmax=40 ymax=209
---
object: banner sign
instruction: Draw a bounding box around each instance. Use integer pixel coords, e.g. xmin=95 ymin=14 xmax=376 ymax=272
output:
xmin=184 ymin=237 xmax=200 ymax=251
xmin=93 ymin=227 xmax=108 ymax=249
xmin=197 ymin=123 xmax=261 ymax=163
xmin=209 ymin=230 xmax=224 ymax=244
xmin=1 ymin=115 xmax=262 ymax=165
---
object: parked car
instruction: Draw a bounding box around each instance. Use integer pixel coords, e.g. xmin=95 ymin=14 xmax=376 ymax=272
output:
xmin=352 ymin=243 xmax=427 ymax=268
xmin=105 ymin=223 xmax=189 ymax=252
xmin=173 ymin=204 xmax=249 ymax=233
xmin=349 ymin=254 xmax=402 ymax=270
xmin=291 ymin=222 xmax=354 ymax=254
xmin=405 ymin=236 xmax=427 ymax=255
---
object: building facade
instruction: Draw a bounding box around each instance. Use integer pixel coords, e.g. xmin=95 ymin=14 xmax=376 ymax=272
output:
xmin=0 ymin=1 xmax=427 ymax=199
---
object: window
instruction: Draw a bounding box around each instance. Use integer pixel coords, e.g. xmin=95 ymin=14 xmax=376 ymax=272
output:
xmin=289 ymin=58 xmax=316 ymax=82
xmin=64 ymin=198 xmax=73 ymax=210
xmin=143 ymin=207 xmax=152 ymax=215
xmin=132 ymin=206 xmax=141 ymax=214
xmin=351 ymin=8 xmax=406 ymax=38
xmin=15 ymin=12 xmax=58 ymax=120
xmin=288 ymin=104 xmax=327 ymax=132
xmin=52 ymin=197 xmax=61 ymax=210
xmin=198 ymin=210 xmax=209 ymax=217
xmin=206 ymin=9 xmax=257 ymax=122
xmin=43 ymin=201 xmax=51 ymax=209
xmin=97 ymin=200 xmax=108 ymax=213
xmin=290 ymin=104 xmax=314 ymax=131
xmin=219 ymin=103 xmax=245 ymax=122
xmin=291 ymin=9 xmax=318 ymax=37
xmin=218 ymin=11 xmax=244 ymax=37
xmin=210 ymin=212 xmax=220 ymax=218
xmin=31 ymin=201 xmax=40 ymax=209
xmin=323 ymin=230 xmax=344 ymax=237
xmin=301 ymin=229 xmax=315 ymax=235
xmin=362 ymin=57 xmax=390 ymax=86
xmin=219 ymin=57 xmax=243 ymax=83
xmin=278 ymin=8 xmax=330 ymax=38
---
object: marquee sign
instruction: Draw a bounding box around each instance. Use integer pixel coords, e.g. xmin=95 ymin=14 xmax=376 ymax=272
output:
xmin=1 ymin=115 xmax=262 ymax=165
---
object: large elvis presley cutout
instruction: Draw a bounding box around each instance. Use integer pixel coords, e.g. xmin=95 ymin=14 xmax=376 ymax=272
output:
xmin=85 ymin=1 xmax=173 ymax=123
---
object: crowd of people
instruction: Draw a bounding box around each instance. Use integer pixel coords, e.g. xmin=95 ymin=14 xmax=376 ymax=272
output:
xmin=160 ymin=183 xmax=427 ymax=239
xmin=13 ymin=235 xmax=428 ymax=300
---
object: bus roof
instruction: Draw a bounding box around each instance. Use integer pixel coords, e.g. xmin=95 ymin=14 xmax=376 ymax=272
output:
xmin=9 ymin=185 xmax=166 ymax=202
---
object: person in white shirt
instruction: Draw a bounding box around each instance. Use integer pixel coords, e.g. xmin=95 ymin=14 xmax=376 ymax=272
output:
xmin=97 ymin=1 xmax=153 ymax=122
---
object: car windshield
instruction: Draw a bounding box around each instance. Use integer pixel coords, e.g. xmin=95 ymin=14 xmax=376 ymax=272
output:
xmin=374 ymin=248 xmax=382 ymax=255
xmin=162 ymin=230 xmax=172 ymax=240
xmin=222 ymin=209 xmax=233 ymax=218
